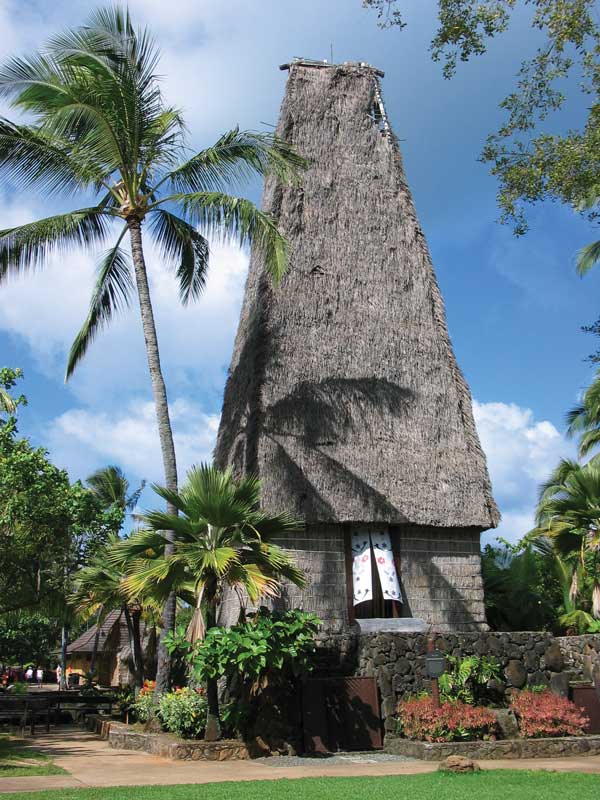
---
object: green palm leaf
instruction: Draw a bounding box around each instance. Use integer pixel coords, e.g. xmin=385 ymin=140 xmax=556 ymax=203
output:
xmin=66 ymin=235 xmax=133 ymax=378
xmin=0 ymin=209 xmax=111 ymax=280
xmin=149 ymin=210 xmax=209 ymax=304
xmin=576 ymin=240 xmax=600 ymax=276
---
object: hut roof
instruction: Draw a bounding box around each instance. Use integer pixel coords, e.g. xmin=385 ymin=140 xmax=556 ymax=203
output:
xmin=67 ymin=610 xmax=124 ymax=655
xmin=215 ymin=61 xmax=499 ymax=530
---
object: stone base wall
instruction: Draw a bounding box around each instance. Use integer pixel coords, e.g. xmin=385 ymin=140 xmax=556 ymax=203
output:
xmin=312 ymin=631 xmax=600 ymax=732
xmin=85 ymin=716 xmax=248 ymax=760
xmin=386 ymin=734 xmax=600 ymax=761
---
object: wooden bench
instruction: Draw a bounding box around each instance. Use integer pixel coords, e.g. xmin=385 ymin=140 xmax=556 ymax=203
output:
xmin=52 ymin=692 xmax=115 ymax=723
xmin=0 ymin=696 xmax=50 ymax=735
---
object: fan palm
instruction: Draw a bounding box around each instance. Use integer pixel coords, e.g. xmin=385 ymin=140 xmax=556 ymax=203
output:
xmin=113 ymin=463 xmax=305 ymax=740
xmin=0 ymin=7 xmax=304 ymax=691
xmin=532 ymin=461 xmax=600 ymax=619
xmin=70 ymin=533 xmax=158 ymax=687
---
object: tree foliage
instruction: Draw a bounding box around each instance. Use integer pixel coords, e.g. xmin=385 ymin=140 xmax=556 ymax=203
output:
xmin=0 ymin=368 xmax=121 ymax=617
xmin=364 ymin=1 xmax=600 ymax=234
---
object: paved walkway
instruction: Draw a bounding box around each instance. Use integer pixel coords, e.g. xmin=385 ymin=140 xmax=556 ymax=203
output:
xmin=2 ymin=728 xmax=600 ymax=794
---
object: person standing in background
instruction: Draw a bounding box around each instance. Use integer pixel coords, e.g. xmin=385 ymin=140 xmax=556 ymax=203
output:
xmin=55 ymin=664 xmax=62 ymax=687
xmin=35 ymin=667 xmax=43 ymax=688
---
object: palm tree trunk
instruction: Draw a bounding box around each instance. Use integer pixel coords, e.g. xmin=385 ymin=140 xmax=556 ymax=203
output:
xmin=128 ymin=218 xmax=178 ymax=694
xmin=204 ymin=597 xmax=221 ymax=741
xmin=60 ymin=623 xmax=69 ymax=691
xmin=89 ymin=607 xmax=104 ymax=676
xmin=131 ymin=609 xmax=144 ymax=690
xmin=123 ymin=606 xmax=143 ymax=691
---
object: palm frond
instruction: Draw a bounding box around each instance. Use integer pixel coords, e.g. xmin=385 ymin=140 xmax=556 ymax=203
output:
xmin=165 ymin=127 xmax=305 ymax=194
xmin=577 ymin=240 xmax=600 ymax=276
xmin=0 ymin=386 xmax=17 ymax=414
xmin=149 ymin=210 xmax=209 ymax=304
xmin=0 ymin=209 xmax=111 ymax=281
xmin=65 ymin=233 xmax=133 ymax=379
xmin=0 ymin=118 xmax=103 ymax=194
xmin=165 ymin=192 xmax=289 ymax=284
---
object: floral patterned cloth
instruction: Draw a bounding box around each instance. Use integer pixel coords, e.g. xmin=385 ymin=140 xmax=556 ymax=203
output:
xmin=351 ymin=530 xmax=402 ymax=607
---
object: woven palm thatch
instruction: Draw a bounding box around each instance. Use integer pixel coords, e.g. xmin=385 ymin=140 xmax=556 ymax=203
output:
xmin=215 ymin=60 xmax=499 ymax=532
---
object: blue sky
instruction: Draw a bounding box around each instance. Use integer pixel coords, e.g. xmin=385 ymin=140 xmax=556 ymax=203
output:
xmin=0 ymin=0 xmax=597 ymax=542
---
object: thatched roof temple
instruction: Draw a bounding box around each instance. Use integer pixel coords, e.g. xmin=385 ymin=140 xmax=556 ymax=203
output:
xmin=215 ymin=59 xmax=499 ymax=632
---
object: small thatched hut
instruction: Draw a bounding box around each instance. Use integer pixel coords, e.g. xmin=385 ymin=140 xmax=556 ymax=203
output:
xmin=215 ymin=59 xmax=499 ymax=633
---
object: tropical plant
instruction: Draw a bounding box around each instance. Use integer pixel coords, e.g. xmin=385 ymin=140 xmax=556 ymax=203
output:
xmin=481 ymin=537 xmax=561 ymax=631
xmin=70 ymin=533 xmax=158 ymax=687
xmin=157 ymin=687 xmax=207 ymax=739
xmin=396 ymin=696 xmax=497 ymax=743
xmin=566 ymin=375 xmax=600 ymax=458
xmin=0 ymin=6 xmax=304 ymax=692
xmin=113 ymin=463 xmax=306 ymax=740
xmin=438 ymin=654 xmax=501 ymax=705
xmin=510 ymin=689 xmax=589 ymax=738
xmin=131 ymin=681 xmax=157 ymax=723
xmin=532 ymin=460 xmax=600 ymax=620
xmin=165 ymin=608 xmax=320 ymax=737
xmin=0 ymin=368 xmax=25 ymax=416
xmin=86 ymin=465 xmax=145 ymax=519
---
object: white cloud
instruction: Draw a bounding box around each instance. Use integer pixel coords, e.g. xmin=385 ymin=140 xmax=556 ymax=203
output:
xmin=47 ymin=397 xmax=220 ymax=485
xmin=0 ymin=196 xmax=249 ymax=405
xmin=473 ymin=400 xmax=576 ymax=544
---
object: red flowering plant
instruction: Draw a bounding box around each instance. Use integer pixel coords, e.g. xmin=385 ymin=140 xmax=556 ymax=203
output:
xmin=139 ymin=680 xmax=156 ymax=697
xmin=510 ymin=690 xmax=589 ymax=738
xmin=396 ymin=696 xmax=497 ymax=742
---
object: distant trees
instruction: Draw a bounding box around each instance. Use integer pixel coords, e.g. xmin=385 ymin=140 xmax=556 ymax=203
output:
xmin=0 ymin=6 xmax=303 ymax=692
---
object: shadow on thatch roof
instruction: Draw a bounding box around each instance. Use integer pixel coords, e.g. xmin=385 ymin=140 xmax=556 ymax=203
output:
xmin=215 ymin=60 xmax=499 ymax=531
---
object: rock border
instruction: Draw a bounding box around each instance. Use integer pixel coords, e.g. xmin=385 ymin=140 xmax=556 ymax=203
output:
xmin=385 ymin=734 xmax=600 ymax=761
xmin=85 ymin=715 xmax=248 ymax=761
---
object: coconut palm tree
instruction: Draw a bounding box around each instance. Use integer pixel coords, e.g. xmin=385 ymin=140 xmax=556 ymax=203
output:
xmin=86 ymin=465 xmax=145 ymax=521
xmin=113 ymin=463 xmax=305 ymax=740
xmin=0 ymin=7 xmax=304 ymax=691
xmin=70 ymin=533 xmax=159 ymax=687
xmin=532 ymin=460 xmax=600 ymax=620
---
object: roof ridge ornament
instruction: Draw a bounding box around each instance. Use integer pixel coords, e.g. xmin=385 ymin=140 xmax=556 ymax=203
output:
xmin=279 ymin=57 xmax=385 ymax=77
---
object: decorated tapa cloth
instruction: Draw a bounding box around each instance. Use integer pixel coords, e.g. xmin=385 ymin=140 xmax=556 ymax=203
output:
xmin=351 ymin=530 xmax=402 ymax=606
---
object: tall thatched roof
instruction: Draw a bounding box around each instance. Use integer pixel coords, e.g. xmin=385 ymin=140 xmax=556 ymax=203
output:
xmin=215 ymin=60 xmax=499 ymax=530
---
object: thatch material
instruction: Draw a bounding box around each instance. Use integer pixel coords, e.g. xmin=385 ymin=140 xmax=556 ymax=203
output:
xmin=67 ymin=610 xmax=124 ymax=654
xmin=215 ymin=61 xmax=498 ymax=531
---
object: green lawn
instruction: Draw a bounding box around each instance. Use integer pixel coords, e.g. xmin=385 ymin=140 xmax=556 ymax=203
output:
xmin=0 ymin=735 xmax=66 ymax=778
xmin=1 ymin=772 xmax=600 ymax=800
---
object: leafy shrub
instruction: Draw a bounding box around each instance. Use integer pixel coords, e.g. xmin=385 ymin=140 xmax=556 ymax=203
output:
xmin=131 ymin=683 xmax=157 ymax=723
xmin=396 ymin=696 xmax=497 ymax=742
xmin=510 ymin=690 xmax=589 ymax=738
xmin=158 ymin=687 xmax=207 ymax=739
xmin=438 ymin=654 xmax=501 ymax=704
xmin=168 ymin=608 xmax=321 ymax=690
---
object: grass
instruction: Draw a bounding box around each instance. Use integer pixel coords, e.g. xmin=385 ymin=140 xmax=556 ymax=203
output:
xmin=0 ymin=734 xmax=66 ymax=777
xmin=0 ymin=771 xmax=600 ymax=800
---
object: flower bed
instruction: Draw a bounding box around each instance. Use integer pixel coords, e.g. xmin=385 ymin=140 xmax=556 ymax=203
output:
xmin=510 ymin=689 xmax=589 ymax=738
xmin=385 ymin=733 xmax=600 ymax=761
xmin=85 ymin=715 xmax=248 ymax=761
xmin=396 ymin=697 xmax=497 ymax=742
xmin=389 ymin=687 xmax=595 ymax=760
